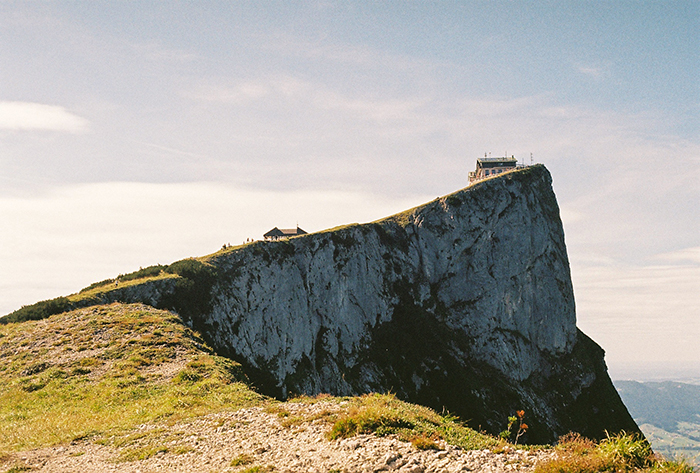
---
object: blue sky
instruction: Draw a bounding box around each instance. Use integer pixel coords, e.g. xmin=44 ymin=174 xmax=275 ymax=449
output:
xmin=1 ymin=1 xmax=698 ymax=379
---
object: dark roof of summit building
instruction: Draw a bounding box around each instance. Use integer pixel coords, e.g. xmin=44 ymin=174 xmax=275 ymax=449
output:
xmin=476 ymin=156 xmax=518 ymax=168
xmin=263 ymin=226 xmax=308 ymax=240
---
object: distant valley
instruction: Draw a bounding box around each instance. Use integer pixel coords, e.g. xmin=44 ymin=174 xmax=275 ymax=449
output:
xmin=615 ymin=380 xmax=700 ymax=466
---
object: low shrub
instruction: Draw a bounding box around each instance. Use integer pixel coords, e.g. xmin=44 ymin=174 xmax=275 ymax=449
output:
xmin=2 ymin=257 xmax=218 ymax=326
xmin=79 ymin=278 xmax=116 ymax=293
xmin=1 ymin=297 xmax=72 ymax=324
xmin=119 ymin=265 xmax=167 ymax=283
xmin=159 ymin=259 xmax=218 ymax=320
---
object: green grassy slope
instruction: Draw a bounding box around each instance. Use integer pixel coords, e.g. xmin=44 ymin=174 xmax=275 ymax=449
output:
xmin=0 ymin=303 xmax=262 ymax=455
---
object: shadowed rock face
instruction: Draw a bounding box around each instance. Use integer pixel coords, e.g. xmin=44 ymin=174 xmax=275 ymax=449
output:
xmin=51 ymin=165 xmax=639 ymax=443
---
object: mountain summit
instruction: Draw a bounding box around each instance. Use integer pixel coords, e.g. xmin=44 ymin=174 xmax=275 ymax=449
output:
xmin=2 ymin=165 xmax=639 ymax=444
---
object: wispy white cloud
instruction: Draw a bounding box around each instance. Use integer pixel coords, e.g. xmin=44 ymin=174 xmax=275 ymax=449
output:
xmin=459 ymin=96 xmax=547 ymax=117
xmin=654 ymin=246 xmax=700 ymax=264
xmin=132 ymin=140 xmax=209 ymax=160
xmin=187 ymin=76 xmax=310 ymax=104
xmin=0 ymin=101 xmax=88 ymax=133
xmin=261 ymin=33 xmax=441 ymax=72
xmin=130 ymin=41 xmax=197 ymax=63
xmin=189 ymin=82 xmax=272 ymax=103
xmin=186 ymin=75 xmax=431 ymax=131
xmin=178 ymin=74 xmax=698 ymax=202
xmin=316 ymin=91 xmax=428 ymax=122
xmin=575 ymin=64 xmax=604 ymax=79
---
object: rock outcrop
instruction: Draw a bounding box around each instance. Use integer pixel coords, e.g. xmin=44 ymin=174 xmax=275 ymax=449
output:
xmin=4 ymin=165 xmax=639 ymax=443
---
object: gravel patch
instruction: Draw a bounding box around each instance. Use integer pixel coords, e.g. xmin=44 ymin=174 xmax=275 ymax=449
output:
xmin=1 ymin=400 xmax=554 ymax=473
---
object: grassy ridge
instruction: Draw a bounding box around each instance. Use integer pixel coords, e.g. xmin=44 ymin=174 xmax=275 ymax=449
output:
xmin=0 ymin=258 xmax=217 ymax=325
xmin=0 ymin=303 xmax=262 ymax=455
xmin=72 ymin=272 xmax=179 ymax=302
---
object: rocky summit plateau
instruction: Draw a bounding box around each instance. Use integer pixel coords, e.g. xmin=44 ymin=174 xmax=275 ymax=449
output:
xmin=2 ymin=164 xmax=639 ymax=445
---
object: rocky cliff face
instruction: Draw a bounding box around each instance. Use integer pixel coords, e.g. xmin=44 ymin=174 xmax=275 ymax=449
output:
xmin=185 ymin=165 xmax=636 ymax=443
xmin=206 ymin=169 xmax=573 ymax=385
xmin=19 ymin=165 xmax=638 ymax=443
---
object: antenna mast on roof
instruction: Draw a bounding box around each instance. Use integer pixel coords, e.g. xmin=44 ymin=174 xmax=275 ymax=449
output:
xmin=530 ymin=153 xmax=534 ymax=165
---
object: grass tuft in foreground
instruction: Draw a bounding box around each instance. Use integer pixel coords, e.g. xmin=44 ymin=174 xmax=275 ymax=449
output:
xmin=536 ymin=432 xmax=695 ymax=473
xmin=325 ymin=392 xmax=499 ymax=451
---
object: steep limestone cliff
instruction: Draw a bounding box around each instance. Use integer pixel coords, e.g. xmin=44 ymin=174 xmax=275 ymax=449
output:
xmin=3 ymin=165 xmax=639 ymax=443
xmin=184 ymin=165 xmax=637 ymax=443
